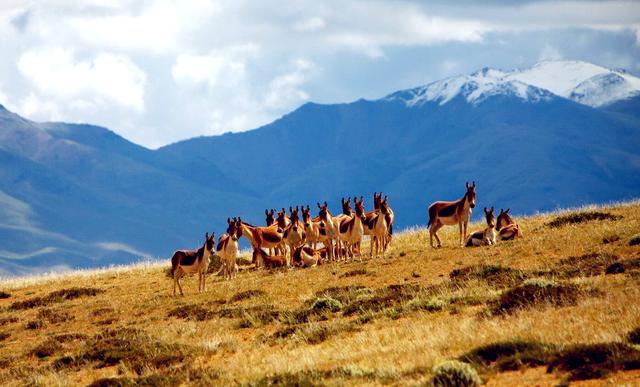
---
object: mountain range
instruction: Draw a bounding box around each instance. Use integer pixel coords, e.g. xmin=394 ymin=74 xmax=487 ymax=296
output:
xmin=1 ymin=60 xmax=639 ymax=276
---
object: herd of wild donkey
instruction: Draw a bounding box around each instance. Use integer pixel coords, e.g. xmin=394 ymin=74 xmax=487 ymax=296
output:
xmin=170 ymin=182 xmax=523 ymax=295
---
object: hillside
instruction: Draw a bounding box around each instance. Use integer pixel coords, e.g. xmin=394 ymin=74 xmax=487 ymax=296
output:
xmin=1 ymin=59 xmax=640 ymax=275
xmin=1 ymin=201 xmax=639 ymax=385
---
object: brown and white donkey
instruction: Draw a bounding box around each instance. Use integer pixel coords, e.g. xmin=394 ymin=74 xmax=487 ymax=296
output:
xmin=170 ymin=232 xmax=215 ymax=296
xmin=496 ymin=208 xmax=523 ymax=240
xmin=427 ymin=181 xmax=477 ymax=248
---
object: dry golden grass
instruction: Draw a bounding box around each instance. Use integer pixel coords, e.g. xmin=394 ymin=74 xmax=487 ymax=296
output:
xmin=1 ymin=201 xmax=640 ymax=386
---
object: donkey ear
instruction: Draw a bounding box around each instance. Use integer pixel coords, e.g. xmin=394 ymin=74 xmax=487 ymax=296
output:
xmin=466 ymin=181 xmax=469 ymax=188
xmin=484 ymin=207 xmax=488 ymax=213
xmin=506 ymin=208 xmax=510 ymax=213
xmin=490 ymin=206 xmax=494 ymax=212
xmin=317 ymin=202 xmax=321 ymax=209
xmin=227 ymin=217 xmax=231 ymax=224
xmin=205 ymin=232 xmax=209 ymax=239
xmin=265 ymin=209 xmax=268 ymax=215
xmin=324 ymin=201 xmax=328 ymax=207
xmin=472 ymin=181 xmax=476 ymax=187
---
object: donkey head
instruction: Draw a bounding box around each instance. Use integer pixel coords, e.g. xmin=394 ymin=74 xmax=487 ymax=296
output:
xmin=354 ymin=196 xmax=366 ymax=222
xmin=497 ymin=208 xmax=513 ymax=230
xmin=227 ymin=218 xmax=239 ymax=241
xmin=205 ymin=231 xmax=215 ymax=253
xmin=373 ymin=192 xmax=382 ymax=210
xmin=317 ymin=201 xmax=329 ymax=221
xmin=290 ymin=207 xmax=300 ymax=232
xmin=465 ymin=181 xmax=477 ymax=208
xmin=277 ymin=208 xmax=288 ymax=229
xmin=341 ymin=197 xmax=352 ymax=215
xmin=484 ymin=207 xmax=495 ymax=228
xmin=265 ymin=209 xmax=275 ymax=226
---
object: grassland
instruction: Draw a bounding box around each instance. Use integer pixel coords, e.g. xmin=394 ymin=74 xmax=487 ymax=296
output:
xmin=1 ymin=202 xmax=640 ymax=386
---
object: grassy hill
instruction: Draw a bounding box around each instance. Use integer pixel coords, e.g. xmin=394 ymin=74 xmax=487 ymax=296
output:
xmin=1 ymin=202 xmax=640 ymax=386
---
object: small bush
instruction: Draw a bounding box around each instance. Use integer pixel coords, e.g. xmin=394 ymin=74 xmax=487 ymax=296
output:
xmin=602 ymin=234 xmax=620 ymax=244
xmin=310 ymin=297 xmax=343 ymax=313
xmin=460 ymin=340 xmax=557 ymax=371
xmin=230 ymin=289 xmax=267 ymax=302
xmin=605 ymin=262 xmax=626 ymax=274
xmin=0 ymin=291 xmax=10 ymax=299
xmin=491 ymin=279 xmax=581 ymax=315
xmin=0 ymin=332 xmax=9 ymax=341
xmin=627 ymin=327 xmax=640 ymax=345
xmin=547 ymin=342 xmax=640 ymax=381
xmin=38 ymin=309 xmax=73 ymax=324
xmin=546 ymin=211 xmax=622 ymax=228
xmin=432 ymin=360 xmax=481 ymax=387
xmin=629 ymin=234 xmax=640 ymax=246
xmin=340 ymin=269 xmax=369 ymax=278
xmin=406 ymin=297 xmax=447 ymax=312
xmin=31 ymin=339 xmax=63 ymax=358
xmin=25 ymin=320 xmax=44 ymax=330
xmin=0 ymin=316 xmax=19 ymax=325
xmin=10 ymin=287 xmax=103 ymax=310
xmin=553 ymin=253 xmax=619 ymax=278
xmin=168 ymin=304 xmax=215 ymax=321
xmin=450 ymin=265 xmax=527 ymax=288
xmin=53 ymin=328 xmax=196 ymax=374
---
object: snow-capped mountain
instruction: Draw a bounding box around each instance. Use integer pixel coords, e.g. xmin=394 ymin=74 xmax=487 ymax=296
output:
xmin=387 ymin=60 xmax=640 ymax=108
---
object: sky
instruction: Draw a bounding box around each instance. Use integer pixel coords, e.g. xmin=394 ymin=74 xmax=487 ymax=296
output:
xmin=0 ymin=0 xmax=639 ymax=149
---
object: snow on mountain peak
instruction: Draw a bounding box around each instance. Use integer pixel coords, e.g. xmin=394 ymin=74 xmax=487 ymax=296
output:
xmin=386 ymin=60 xmax=640 ymax=108
xmin=386 ymin=66 xmax=552 ymax=107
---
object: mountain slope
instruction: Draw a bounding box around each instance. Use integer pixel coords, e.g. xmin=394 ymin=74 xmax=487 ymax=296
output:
xmin=1 ymin=60 xmax=640 ymax=276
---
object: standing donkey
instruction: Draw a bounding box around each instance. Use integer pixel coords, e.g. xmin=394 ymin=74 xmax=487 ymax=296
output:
xmin=170 ymin=232 xmax=215 ymax=296
xmin=217 ymin=218 xmax=242 ymax=279
xmin=496 ymin=208 xmax=523 ymax=240
xmin=427 ymin=181 xmax=477 ymax=248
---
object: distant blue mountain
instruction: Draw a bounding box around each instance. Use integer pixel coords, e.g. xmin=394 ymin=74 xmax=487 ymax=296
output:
xmin=1 ymin=60 xmax=639 ymax=276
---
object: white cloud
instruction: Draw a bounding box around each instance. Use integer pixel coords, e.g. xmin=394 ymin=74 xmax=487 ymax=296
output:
xmin=538 ymin=45 xmax=564 ymax=61
xmin=293 ymin=16 xmax=326 ymax=32
xmin=18 ymin=47 xmax=146 ymax=112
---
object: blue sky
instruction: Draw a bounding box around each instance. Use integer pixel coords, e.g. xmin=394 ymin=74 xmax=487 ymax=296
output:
xmin=0 ymin=0 xmax=639 ymax=148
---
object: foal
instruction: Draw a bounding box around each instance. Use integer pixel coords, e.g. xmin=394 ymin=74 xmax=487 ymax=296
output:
xmin=496 ymin=208 xmax=523 ymax=240
xmin=252 ymin=248 xmax=287 ymax=268
xmin=217 ymin=218 xmax=242 ymax=280
xmin=170 ymin=232 xmax=215 ymax=296
xmin=465 ymin=207 xmax=497 ymax=247
xmin=427 ymin=181 xmax=477 ymax=248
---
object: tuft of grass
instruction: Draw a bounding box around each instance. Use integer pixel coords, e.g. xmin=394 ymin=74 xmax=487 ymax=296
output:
xmin=602 ymin=234 xmax=620 ymax=244
xmin=460 ymin=340 xmax=557 ymax=372
xmin=606 ymin=262 xmax=626 ymax=275
xmin=37 ymin=308 xmax=73 ymax=324
xmin=9 ymin=287 xmax=104 ymax=310
xmin=546 ymin=211 xmax=622 ymax=228
xmin=405 ymin=297 xmax=447 ymax=312
xmin=31 ymin=339 xmax=63 ymax=359
xmin=0 ymin=291 xmax=10 ymax=299
xmin=269 ymin=323 xmax=358 ymax=345
xmin=218 ymin=305 xmax=281 ymax=328
xmin=310 ymin=297 xmax=343 ymax=313
xmin=229 ymin=289 xmax=267 ymax=302
xmin=0 ymin=316 xmax=19 ymax=325
xmin=490 ymin=279 xmax=581 ymax=315
xmin=87 ymin=366 xmax=221 ymax=387
xmin=627 ymin=327 xmax=640 ymax=345
xmin=340 ymin=269 xmax=369 ymax=278
xmin=52 ymin=328 xmax=197 ymax=375
xmin=25 ymin=320 xmax=44 ymax=330
xmin=0 ymin=333 xmax=9 ymax=342
xmin=552 ymin=252 xmax=619 ymax=278
xmin=313 ymin=285 xmax=371 ymax=304
xmin=629 ymin=234 xmax=640 ymax=246
xmin=547 ymin=342 xmax=640 ymax=381
xmin=450 ymin=264 xmax=527 ymax=288
xmin=432 ymin=360 xmax=481 ymax=387
xmin=167 ymin=304 xmax=216 ymax=321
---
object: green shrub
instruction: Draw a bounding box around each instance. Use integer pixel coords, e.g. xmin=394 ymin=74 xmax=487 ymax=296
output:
xmin=432 ymin=360 xmax=481 ymax=387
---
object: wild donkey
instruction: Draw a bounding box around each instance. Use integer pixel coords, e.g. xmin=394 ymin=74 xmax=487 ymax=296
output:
xmin=170 ymin=232 xmax=215 ymax=296
xmin=337 ymin=196 xmax=367 ymax=261
xmin=283 ymin=206 xmax=305 ymax=263
xmin=427 ymin=181 xmax=477 ymax=248
xmin=217 ymin=218 xmax=242 ymax=279
xmin=240 ymin=221 xmax=285 ymax=267
xmin=302 ymin=205 xmax=326 ymax=250
xmin=496 ymin=208 xmax=523 ymax=240
xmin=465 ymin=207 xmax=497 ymax=247
xmin=317 ymin=201 xmax=341 ymax=261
